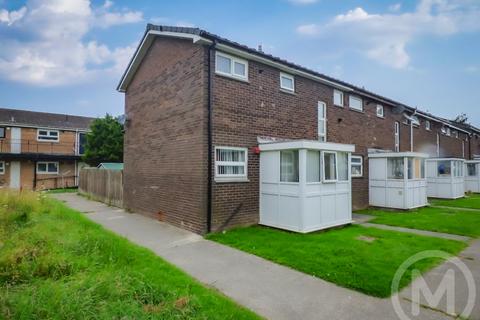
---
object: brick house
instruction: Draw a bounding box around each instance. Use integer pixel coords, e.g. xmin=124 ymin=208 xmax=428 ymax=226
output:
xmin=0 ymin=108 xmax=94 ymax=190
xmin=118 ymin=25 xmax=476 ymax=234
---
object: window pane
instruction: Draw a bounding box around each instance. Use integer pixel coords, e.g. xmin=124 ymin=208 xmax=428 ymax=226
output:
xmin=218 ymin=165 xmax=244 ymax=175
xmin=234 ymin=61 xmax=246 ymax=76
xmin=334 ymin=90 xmax=343 ymax=106
xmin=407 ymin=158 xmax=413 ymax=179
xmin=438 ymin=160 xmax=451 ymax=176
xmin=324 ymin=152 xmax=337 ymax=181
xmin=216 ymin=55 xmax=231 ymax=74
xmin=349 ymin=96 xmax=363 ymax=111
xmin=48 ymin=163 xmax=58 ymax=173
xmin=50 ymin=131 xmax=58 ymax=137
xmin=467 ymin=164 xmax=477 ymax=176
xmin=280 ymin=150 xmax=299 ymax=182
xmin=388 ymin=158 xmax=404 ymax=179
xmin=338 ymin=152 xmax=348 ymax=181
xmin=281 ymin=76 xmax=293 ymax=90
xmin=376 ymin=105 xmax=383 ymax=117
xmin=38 ymin=163 xmax=47 ymax=172
xmin=0 ymin=127 xmax=4 ymax=138
xmin=216 ymin=149 xmax=244 ymax=162
xmin=421 ymin=159 xmax=425 ymax=178
xmin=306 ymin=150 xmax=320 ymax=182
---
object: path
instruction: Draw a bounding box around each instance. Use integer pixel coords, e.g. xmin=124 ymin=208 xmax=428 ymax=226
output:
xmin=53 ymin=194 xmax=478 ymax=320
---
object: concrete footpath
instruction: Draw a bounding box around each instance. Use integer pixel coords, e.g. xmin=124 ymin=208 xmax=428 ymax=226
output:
xmin=53 ymin=194 xmax=478 ymax=320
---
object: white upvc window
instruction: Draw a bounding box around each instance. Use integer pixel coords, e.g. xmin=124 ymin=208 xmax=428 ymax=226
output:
xmin=37 ymin=129 xmax=59 ymax=142
xmin=333 ymin=90 xmax=344 ymax=107
xmin=351 ymin=155 xmax=363 ymax=177
xmin=280 ymin=72 xmax=295 ymax=92
xmin=0 ymin=161 xmax=4 ymax=174
xmin=376 ymin=104 xmax=384 ymax=118
xmin=281 ymin=150 xmax=299 ymax=182
xmin=0 ymin=127 xmax=5 ymax=138
xmin=425 ymin=120 xmax=431 ymax=131
xmin=446 ymin=127 xmax=451 ymax=136
xmin=215 ymin=52 xmax=248 ymax=81
xmin=453 ymin=130 xmax=458 ymax=138
xmin=215 ymin=147 xmax=248 ymax=182
xmin=318 ymin=101 xmax=327 ymax=142
xmin=349 ymin=95 xmax=363 ymax=111
xmin=394 ymin=122 xmax=400 ymax=152
xmin=322 ymin=151 xmax=337 ymax=182
xmin=37 ymin=161 xmax=59 ymax=174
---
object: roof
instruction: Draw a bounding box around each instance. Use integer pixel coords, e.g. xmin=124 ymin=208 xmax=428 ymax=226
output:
xmin=97 ymin=163 xmax=124 ymax=170
xmin=0 ymin=107 xmax=94 ymax=130
xmin=118 ymin=24 xmax=477 ymax=133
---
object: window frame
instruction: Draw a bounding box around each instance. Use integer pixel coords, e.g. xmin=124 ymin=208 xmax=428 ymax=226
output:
xmin=279 ymin=72 xmax=295 ymax=92
xmin=394 ymin=122 xmax=400 ymax=152
xmin=318 ymin=101 xmax=327 ymax=142
xmin=77 ymin=131 xmax=87 ymax=155
xmin=37 ymin=129 xmax=59 ymax=142
xmin=349 ymin=95 xmax=363 ymax=112
xmin=215 ymin=51 xmax=248 ymax=81
xmin=214 ymin=146 xmax=248 ymax=182
xmin=333 ymin=90 xmax=344 ymax=107
xmin=387 ymin=157 xmax=405 ymax=180
xmin=0 ymin=161 xmax=4 ymax=174
xmin=36 ymin=161 xmax=59 ymax=175
xmin=0 ymin=127 xmax=5 ymax=139
xmin=467 ymin=163 xmax=477 ymax=177
xmin=351 ymin=155 xmax=363 ymax=177
xmin=376 ymin=104 xmax=384 ymax=118
xmin=425 ymin=120 xmax=431 ymax=131
xmin=322 ymin=151 xmax=338 ymax=183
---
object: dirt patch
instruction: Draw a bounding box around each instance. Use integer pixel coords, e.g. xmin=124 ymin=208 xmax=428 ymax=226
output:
xmin=356 ymin=235 xmax=377 ymax=243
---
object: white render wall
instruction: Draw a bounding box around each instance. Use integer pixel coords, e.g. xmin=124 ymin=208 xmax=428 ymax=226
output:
xmin=426 ymin=159 xmax=465 ymax=199
xmin=260 ymin=145 xmax=353 ymax=233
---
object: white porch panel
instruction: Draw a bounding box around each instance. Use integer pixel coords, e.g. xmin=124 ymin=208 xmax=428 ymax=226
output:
xmin=426 ymin=158 xmax=465 ymax=199
xmin=465 ymin=160 xmax=480 ymax=193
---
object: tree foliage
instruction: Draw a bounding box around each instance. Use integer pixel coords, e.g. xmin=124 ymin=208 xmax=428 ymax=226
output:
xmin=83 ymin=114 xmax=124 ymax=166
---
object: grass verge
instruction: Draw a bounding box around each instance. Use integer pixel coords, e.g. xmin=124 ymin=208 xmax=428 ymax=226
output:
xmin=207 ymin=225 xmax=466 ymax=298
xmin=360 ymin=206 xmax=480 ymax=237
xmin=45 ymin=187 xmax=78 ymax=194
xmin=0 ymin=190 xmax=258 ymax=319
xmin=429 ymin=193 xmax=480 ymax=210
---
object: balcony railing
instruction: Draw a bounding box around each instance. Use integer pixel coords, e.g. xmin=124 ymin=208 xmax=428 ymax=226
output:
xmin=0 ymin=139 xmax=83 ymax=156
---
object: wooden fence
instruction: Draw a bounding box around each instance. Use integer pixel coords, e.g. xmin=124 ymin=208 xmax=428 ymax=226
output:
xmin=79 ymin=168 xmax=123 ymax=207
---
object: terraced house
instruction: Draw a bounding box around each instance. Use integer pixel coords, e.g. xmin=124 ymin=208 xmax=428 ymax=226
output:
xmin=118 ymin=24 xmax=478 ymax=234
xmin=0 ymin=108 xmax=94 ymax=190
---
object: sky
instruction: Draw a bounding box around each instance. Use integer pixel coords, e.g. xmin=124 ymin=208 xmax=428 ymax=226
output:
xmin=0 ymin=0 xmax=479 ymax=124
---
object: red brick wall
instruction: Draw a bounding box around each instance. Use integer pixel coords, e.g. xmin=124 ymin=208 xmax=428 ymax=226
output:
xmin=123 ymin=37 xmax=209 ymax=234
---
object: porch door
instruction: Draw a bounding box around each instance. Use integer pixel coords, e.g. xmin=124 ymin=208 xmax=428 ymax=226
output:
xmin=11 ymin=127 xmax=21 ymax=153
xmin=10 ymin=161 xmax=20 ymax=189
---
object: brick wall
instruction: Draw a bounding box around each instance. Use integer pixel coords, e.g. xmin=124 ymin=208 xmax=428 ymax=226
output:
xmin=123 ymin=37 xmax=209 ymax=234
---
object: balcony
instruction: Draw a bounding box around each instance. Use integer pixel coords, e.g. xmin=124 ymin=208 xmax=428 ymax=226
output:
xmin=0 ymin=139 xmax=83 ymax=160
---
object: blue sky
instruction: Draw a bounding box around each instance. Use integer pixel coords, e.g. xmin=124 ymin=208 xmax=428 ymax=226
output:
xmin=0 ymin=0 xmax=479 ymax=124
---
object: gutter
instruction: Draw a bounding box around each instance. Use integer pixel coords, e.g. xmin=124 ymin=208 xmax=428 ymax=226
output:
xmin=206 ymin=41 xmax=217 ymax=234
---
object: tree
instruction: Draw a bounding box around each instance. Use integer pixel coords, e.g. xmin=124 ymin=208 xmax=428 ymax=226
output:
xmin=83 ymin=114 xmax=124 ymax=166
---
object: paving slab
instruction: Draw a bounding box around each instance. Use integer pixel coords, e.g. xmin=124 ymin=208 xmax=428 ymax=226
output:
xmin=53 ymin=193 xmax=478 ymax=320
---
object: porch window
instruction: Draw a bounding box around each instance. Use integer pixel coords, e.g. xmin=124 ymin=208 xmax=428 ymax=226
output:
xmin=467 ymin=163 xmax=477 ymax=177
xmin=280 ymin=150 xmax=299 ymax=182
xmin=337 ymin=152 xmax=348 ymax=181
xmin=437 ymin=160 xmax=451 ymax=176
xmin=37 ymin=161 xmax=59 ymax=174
xmin=306 ymin=150 xmax=320 ymax=182
xmin=215 ymin=147 xmax=248 ymax=181
xmin=0 ymin=161 xmax=4 ymax=174
xmin=323 ymin=151 xmax=337 ymax=182
xmin=0 ymin=127 xmax=5 ymax=138
xmin=453 ymin=161 xmax=463 ymax=177
xmin=388 ymin=158 xmax=404 ymax=179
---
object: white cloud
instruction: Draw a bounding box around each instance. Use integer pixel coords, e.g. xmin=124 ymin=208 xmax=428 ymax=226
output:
xmin=465 ymin=66 xmax=479 ymax=73
xmin=0 ymin=0 xmax=141 ymax=86
xmin=389 ymin=3 xmax=402 ymax=12
xmin=296 ymin=0 xmax=480 ymax=69
xmin=288 ymin=0 xmax=318 ymax=5
xmin=149 ymin=16 xmax=195 ymax=28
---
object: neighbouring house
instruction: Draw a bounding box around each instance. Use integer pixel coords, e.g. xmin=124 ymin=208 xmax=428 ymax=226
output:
xmin=118 ymin=24 xmax=477 ymax=234
xmin=0 ymin=108 xmax=94 ymax=190
xmin=97 ymin=162 xmax=124 ymax=170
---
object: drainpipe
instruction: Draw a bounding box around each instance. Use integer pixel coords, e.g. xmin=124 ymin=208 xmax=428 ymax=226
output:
xmin=206 ymin=40 xmax=217 ymax=234
xmin=410 ymin=109 xmax=417 ymax=152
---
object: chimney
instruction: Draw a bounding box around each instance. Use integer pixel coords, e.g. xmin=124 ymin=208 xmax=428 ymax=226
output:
xmin=257 ymin=44 xmax=263 ymax=53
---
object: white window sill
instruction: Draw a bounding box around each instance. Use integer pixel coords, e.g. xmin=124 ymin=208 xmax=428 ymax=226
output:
xmin=215 ymin=177 xmax=250 ymax=183
xmin=279 ymin=88 xmax=296 ymax=95
xmin=334 ymin=104 xmax=344 ymax=108
xmin=215 ymin=71 xmax=249 ymax=83
xmin=349 ymin=108 xmax=364 ymax=114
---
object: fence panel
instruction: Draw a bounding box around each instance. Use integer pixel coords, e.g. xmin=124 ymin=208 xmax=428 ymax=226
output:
xmin=79 ymin=168 xmax=123 ymax=207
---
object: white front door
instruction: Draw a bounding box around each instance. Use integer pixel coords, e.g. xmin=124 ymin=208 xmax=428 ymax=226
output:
xmin=10 ymin=161 xmax=20 ymax=189
xmin=11 ymin=127 xmax=21 ymax=153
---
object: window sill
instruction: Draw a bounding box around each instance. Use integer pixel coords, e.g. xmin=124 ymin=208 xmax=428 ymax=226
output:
xmin=279 ymin=88 xmax=296 ymax=95
xmin=334 ymin=104 xmax=344 ymax=108
xmin=376 ymin=115 xmax=385 ymax=119
xmin=352 ymin=175 xmax=363 ymax=179
xmin=215 ymin=177 xmax=250 ymax=183
xmin=215 ymin=72 xmax=249 ymax=83
xmin=349 ymin=108 xmax=364 ymax=114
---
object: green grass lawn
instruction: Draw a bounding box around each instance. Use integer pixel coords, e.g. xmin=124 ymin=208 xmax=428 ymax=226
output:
xmin=206 ymin=225 xmax=465 ymax=298
xmin=360 ymin=206 xmax=480 ymax=237
xmin=0 ymin=191 xmax=258 ymax=319
xmin=45 ymin=187 xmax=78 ymax=194
xmin=429 ymin=193 xmax=480 ymax=210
